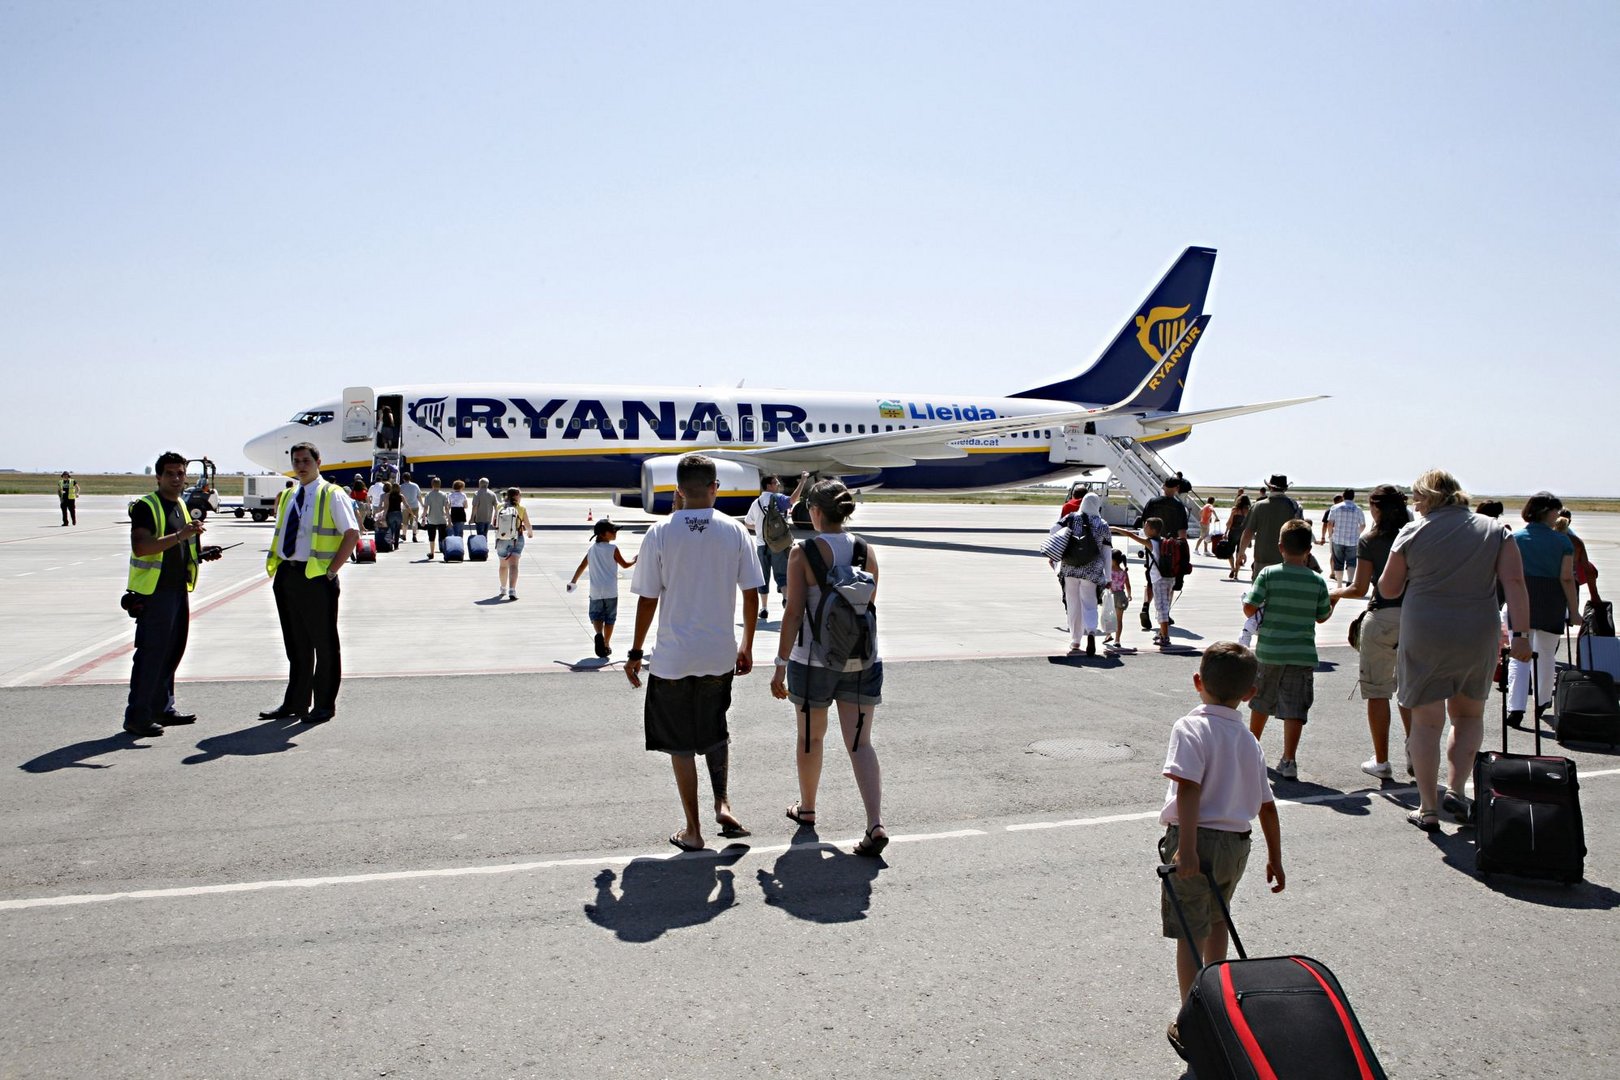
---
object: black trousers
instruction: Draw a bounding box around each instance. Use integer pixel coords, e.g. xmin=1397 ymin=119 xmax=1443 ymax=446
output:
xmin=273 ymin=563 xmax=342 ymax=712
xmin=126 ymin=587 xmax=189 ymax=725
xmin=61 ymin=497 xmax=76 ymax=525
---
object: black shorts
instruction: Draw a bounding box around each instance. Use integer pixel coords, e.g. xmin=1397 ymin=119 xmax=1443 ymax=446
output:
xmin=645 ymin=673 xmax=733 ymax=755
xmin=426 ymin=523 xmax=446 ymax=542
xmin=451 ymin=506 xmax=467 ymax=525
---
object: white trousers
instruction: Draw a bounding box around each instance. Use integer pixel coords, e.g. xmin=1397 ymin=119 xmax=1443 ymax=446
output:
xmin=1064 ymin=576 xmax=1101 ymax=642
xmin=1507 ymin=628 xmax=1559 ymax=711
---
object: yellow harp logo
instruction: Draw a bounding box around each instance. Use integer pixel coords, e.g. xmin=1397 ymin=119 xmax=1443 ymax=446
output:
xmin=1134 ymin=304 xmax=1191 ymax=364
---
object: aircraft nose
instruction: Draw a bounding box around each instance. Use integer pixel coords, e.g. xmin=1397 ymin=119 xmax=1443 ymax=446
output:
xmin=243 ymin=426 xmax=297 ymax=472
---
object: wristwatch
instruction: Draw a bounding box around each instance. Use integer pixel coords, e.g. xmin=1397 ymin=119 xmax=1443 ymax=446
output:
xmin=627 ymin=649 xmax=644 ymax=662
xmin=773 ymin=656 xmax=789 ymax=669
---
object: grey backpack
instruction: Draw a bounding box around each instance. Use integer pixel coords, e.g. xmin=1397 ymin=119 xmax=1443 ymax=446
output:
xmin=800 ymin=537 xmax=877 ymax=672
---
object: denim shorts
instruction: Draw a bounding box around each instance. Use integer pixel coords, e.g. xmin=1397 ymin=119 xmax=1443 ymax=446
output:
xmin=588 ymin=597 xmax=618 ymax=626
xmin=495 ymin=536 xmax=525 ymax=559
xmin=1331 ymin=543 xmax=1358 ymax=572
xmin=786 ymin=659 xmax=883 ymax=710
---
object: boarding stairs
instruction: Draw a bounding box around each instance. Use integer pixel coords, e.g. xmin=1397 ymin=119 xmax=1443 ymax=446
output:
xmin=1049 ymin=429 xmax=1201 ymax=536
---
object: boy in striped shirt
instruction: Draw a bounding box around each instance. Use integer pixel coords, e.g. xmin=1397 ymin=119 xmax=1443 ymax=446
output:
xmin=1243 ymin=519 xmax=1333 ymax=780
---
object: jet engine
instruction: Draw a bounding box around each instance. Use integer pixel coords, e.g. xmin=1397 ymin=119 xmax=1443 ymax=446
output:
xmin=639 ymin=455 xmax=762 ymax=516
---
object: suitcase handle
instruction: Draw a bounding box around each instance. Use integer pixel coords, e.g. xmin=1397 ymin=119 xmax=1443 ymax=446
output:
xmin=1156 ymin=860 xmax=1249 ymax=968
xmin=1498 ymin=647 xmax=1541 ymax=755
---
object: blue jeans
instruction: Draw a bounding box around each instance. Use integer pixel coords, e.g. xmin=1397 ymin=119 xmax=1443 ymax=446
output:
xmin=386 ymin=511 xmax=403 ymax=545
xmin=757 ymin=545 xmax=788 ymax=597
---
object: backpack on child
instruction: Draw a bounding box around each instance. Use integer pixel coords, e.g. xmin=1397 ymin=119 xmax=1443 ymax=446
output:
xmin=799 ymin=537 xmax=877 ymax=672
xmin=761 ymin=495 xmax=794 ymax=554
xmin=495 ymin=504 xmax=522 ymax=541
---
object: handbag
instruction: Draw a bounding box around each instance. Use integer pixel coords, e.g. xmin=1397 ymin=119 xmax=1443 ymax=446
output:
xmin=1348 ymin=609 xmax=1366 ymax=650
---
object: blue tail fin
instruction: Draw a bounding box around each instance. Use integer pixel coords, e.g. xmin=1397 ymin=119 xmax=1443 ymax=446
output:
xmin=1012 ymin=246 xmax=1216 ymax=408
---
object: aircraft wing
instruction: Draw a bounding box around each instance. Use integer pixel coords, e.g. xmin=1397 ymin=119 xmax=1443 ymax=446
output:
xmin=1135 ymin=396 xmax=1328 ymax=432
xmin=704 ymin=407 xmax=1102 ymax=474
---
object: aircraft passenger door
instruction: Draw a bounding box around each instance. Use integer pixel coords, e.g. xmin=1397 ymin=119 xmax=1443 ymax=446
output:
xmin=340 ymin=386 xmax=375 ymax=443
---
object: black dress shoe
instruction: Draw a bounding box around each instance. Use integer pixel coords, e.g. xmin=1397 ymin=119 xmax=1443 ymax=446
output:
xmin=259 ymin=706 xmax=307 ymax=720
xmin=303 ymin=709 xmax=335 ymax=724
xmin=122 ymin=720 xmax=164 ymax=737
xmin=158 ymin=712 xmax=197 ymax=725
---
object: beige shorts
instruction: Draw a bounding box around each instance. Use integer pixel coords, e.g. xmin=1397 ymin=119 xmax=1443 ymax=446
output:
xmin=1358 ymin=606 xmax=1400 ymax=700
xmin=1158 ymin=825 xmax=1251 ymax=940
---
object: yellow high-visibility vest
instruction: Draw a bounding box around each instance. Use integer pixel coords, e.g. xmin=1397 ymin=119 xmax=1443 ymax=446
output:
xmin=60 ymin=479 xmax=79 ymax=500
xmin=266 ymin=480 xmax=347 ymax=577
xmin=127 ymin=493 xmax=199 ymax=594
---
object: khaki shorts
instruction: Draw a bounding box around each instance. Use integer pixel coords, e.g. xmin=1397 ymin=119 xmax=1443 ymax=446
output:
xmin=1358 ymin=606 xmax=1400 ymax=700
xmin=1159 ymin=825 xmax=1251 ymax=940
xmin=1251 ymin=662 xmax=1315 ymax=721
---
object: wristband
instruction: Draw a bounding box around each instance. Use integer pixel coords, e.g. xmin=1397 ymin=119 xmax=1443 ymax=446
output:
xmin=627 ymin=649 xmax=644 ymax=662
xmin=774 ymin=655 xmax=789 ymax=669
xmin=1510 ymin=631 xmax=1526 ymax=639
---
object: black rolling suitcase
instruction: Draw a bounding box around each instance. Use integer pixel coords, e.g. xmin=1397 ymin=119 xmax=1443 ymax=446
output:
xmin=1158 ymin=864 xmax=1386 ymax=1079
xmin=1475 ymin=650 xmax=1586 ymax=882
xmin=1556 ymin=631 xmax=1620 ymax=749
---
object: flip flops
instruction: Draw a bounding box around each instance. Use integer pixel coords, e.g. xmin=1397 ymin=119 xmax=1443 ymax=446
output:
xmin=668 ymin=832 xmax=704 ymax=852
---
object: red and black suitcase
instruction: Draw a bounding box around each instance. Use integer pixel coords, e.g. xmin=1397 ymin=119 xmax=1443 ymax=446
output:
xmin=1158 ymin=863 xmax=1386 ymax=1079
xmin=1476 ymin=650 xmax=1586 ymax=882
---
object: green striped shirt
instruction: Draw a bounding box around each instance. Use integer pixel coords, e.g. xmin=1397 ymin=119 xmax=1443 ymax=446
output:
xmin=1245 ymin=563 xmax=1331 ymax=667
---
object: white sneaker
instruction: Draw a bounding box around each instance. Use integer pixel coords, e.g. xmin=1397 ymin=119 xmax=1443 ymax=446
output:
xmin=1360 ymin=757 xmax=1394 ymax=780
xmin=1275 ymin=759 xmax=1298 ymax=780
xmin=508 ymin=591 xmax=518 ymax=601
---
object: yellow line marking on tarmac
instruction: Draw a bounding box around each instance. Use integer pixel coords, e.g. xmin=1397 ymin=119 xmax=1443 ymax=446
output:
xmin=5 ymin=779 xmax=1614 ymax=913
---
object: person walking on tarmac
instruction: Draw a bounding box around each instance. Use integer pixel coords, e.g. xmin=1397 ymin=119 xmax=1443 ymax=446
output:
xmin=59 ymin=471 xmax=80 ymax=526
xmin=123 ymin=452 xmax=223 ymax=737
xmin=259 ymin=442 xmax=360 ymax=725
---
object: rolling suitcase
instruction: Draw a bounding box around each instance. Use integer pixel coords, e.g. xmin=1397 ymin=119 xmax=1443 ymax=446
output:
xmin=1158 ymin=864 xmax=1386 ymax=1079
xmin=1475 ymin=650 xmax=1586 ymax=882
xmin=441 ymin=535 xmax=465 ymax=562
xmin=353 ymin=536 xmax=376 ymax=563
xmin=1576 ymin=633 xmax=1620 ymax=682
xmin=467 ymin=533 xmax=489 ymax=562
xmin=375 ymin=529 xmax=394 ymax=554
xmin=1556 ymin=633 xmax=1620 ymax=750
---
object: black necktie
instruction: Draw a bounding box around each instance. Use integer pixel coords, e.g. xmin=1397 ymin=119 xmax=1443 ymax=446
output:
xmin=282 ymin=488 xmax=305 ymax=558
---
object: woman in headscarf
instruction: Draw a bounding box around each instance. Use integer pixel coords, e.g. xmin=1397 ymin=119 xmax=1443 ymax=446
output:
xmin=1055 ymin=491 xmax=1114 ymax=656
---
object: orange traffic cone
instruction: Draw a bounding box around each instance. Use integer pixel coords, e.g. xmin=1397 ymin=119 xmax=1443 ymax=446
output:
xmin=586 ymin=508 xmax=592 ymax=522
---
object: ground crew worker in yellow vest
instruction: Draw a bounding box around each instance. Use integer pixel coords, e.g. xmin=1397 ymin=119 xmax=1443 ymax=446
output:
xmin=124 ymin=452 xmax=222 ymax=738
xmin=259 ymin=441 xmax=360 ymax=725
xmin=59 ymin=471 xmax=79 ymax=526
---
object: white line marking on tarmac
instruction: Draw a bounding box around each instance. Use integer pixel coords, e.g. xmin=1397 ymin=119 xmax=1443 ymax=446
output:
xmin=3 ymin=777 xmax=1613 ymax=914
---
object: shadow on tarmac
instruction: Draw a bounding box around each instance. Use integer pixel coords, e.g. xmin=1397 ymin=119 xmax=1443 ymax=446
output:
xmin=757 ymin=830 xmax=884 ymax=923
xmin=584 ymin=843 xmax=747 ymax=942
xmin=1276 ymin=777 xmax=1372 ymax=816
xmin=181 ymin=715 xmax=308 ymax=765
xmin=1047 ymin=653 xmax=1125 ymax=670
xmin=1426 ymin=828 xmax=1620 ymax=909
xmin=19 ymin=731 xmax=153 ymax=772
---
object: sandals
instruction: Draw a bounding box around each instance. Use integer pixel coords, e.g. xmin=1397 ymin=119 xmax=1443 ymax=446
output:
xmin=1406 ymin=809 xmax=1440 ymax=832
xmin=669 ymin=832 xmax=704 ymax=852
xmin=716 ymin=819 xmax=751 ymax=839
xmin=854 ymin=825 xmax=889 ymax=858
xmin=1440 ymin=790 xmax=1473 ymax=825
xmin=785 ymin=804 xmax=817 ymax=827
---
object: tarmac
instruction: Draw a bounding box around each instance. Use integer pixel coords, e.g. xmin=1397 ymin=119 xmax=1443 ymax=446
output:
xmin=2 ymin=494 xmax=1618 ymax=1078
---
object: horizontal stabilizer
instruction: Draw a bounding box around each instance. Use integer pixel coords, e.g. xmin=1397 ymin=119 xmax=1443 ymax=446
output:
xmin=1136 ymin=395 xmax=1328 ymax=432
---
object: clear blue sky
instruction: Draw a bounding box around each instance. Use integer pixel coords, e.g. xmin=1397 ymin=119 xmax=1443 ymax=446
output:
xmin=4 ymin=2 xmax=1616 ymax=494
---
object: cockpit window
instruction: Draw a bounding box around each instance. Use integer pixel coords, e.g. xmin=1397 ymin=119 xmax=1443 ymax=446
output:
xmin=290 ymin=410 xmax=335 ymax=426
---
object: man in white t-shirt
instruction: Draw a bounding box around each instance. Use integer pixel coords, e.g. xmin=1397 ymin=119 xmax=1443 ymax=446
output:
xmin=742 ymin=475 xmax=793 ymax=621
xmin=626 ymin=454 xmax=765 ymax=852
xmin=399 ymin=472 xmax=423 ymax=543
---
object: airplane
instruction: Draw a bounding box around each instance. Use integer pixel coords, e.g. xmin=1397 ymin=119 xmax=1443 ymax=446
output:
xmin=242 ymin=247 xmax=1323 ymax=516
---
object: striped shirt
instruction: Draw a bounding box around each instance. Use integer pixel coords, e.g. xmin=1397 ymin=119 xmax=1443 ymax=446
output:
xmin=1325 ymin=501 xmax=1366 ymax=545
xmin=1244 ymin=563 xmax=1331 ymax=667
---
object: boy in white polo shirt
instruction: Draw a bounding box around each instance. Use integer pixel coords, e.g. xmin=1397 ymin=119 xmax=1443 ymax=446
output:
xmin=1159 ymin=641 xmax=1286 ymax=1053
